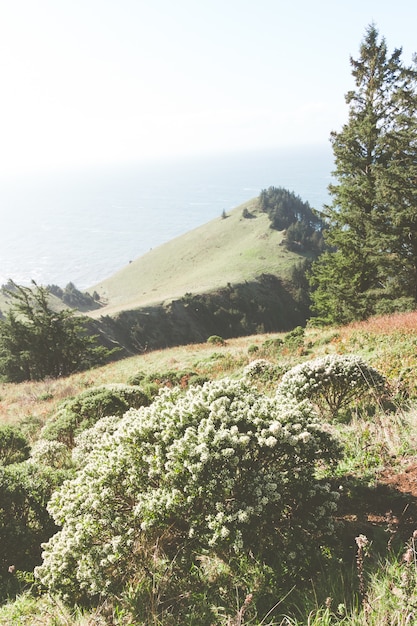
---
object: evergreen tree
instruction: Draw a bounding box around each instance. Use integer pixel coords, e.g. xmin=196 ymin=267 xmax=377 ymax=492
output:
xmin=310 ymin=25 xmax=417 ymax=324
xmin=259 ymin=186 xmax=325 ymax=252
xmin=0 ymin=281 xmax=110 ymax=382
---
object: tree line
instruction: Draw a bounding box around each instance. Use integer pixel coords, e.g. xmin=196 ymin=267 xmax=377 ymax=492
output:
xmin=259 ymin=186 xmax=325 ymax=253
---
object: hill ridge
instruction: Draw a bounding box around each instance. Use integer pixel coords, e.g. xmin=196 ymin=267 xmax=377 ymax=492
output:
xmin=88 ymin=198 xmax=310 ymax=318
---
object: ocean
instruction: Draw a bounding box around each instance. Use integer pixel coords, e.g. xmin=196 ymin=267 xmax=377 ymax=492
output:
xmin=0 ymin=145 xmax=334 ymax=290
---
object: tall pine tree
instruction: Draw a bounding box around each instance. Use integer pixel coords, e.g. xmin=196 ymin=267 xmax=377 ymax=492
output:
xmin=310 ymin=25 xmax=417 ymax=324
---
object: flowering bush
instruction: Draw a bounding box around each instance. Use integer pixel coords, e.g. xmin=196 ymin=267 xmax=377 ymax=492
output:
xmin=35 ymin=378 xmax=341 ymax=621
xmin=28 ymin=439 xmax=73 ymax=469
xmin=277 ymin=354 xmax=387 ymax=420
xmin=71 ymin=415 xmax=122 ymax=466
xmin=243 ymin=358 xmax=278 ymax=381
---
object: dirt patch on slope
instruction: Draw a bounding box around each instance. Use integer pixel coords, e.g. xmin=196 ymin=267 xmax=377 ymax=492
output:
xmin=335 ymin=460 xmax=417 ymax=554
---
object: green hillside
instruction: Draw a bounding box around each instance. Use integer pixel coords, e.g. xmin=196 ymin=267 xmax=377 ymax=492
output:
xmin=0 ymin=196 xmax=315 ymax=360
xmin=88 ymin=198 xmax=308 ymax=318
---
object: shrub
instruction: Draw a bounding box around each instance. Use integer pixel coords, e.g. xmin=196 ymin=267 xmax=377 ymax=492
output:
xmin=0 ymin=426 xmax=30 ymax=465
xmin=187 ymin=373 xmax=210 ymax=387
xmin=207 ymin=335 xmax=225 ymax=345
xmin=71 ymin=416 xmax=122 ymax=466
xmin=16 ymin=415 xmax=44 ymax=443
xmin=28 ymin=439 xmax=73 ymax=470
xmin=0 ymin=463 xmax=64 ymax=600
xmin=40 ymin=384 xmax=150 ymax=448
xmin=129 ymin=369 xmax=199 ymax=391
xmin=243 ymin=358 xmax=278 ymax=381
xmin=277 ymin=354 xmax=387 ymax=420
xmin=35 ymin=378 xmax=341 ymax=622
xmin=126 ymin=370 xmax=146 ymax=386
xmin=283 ymin=325 xmax=305 ymax=350
xmin=143 ymin=369 xmax=197 ymax=388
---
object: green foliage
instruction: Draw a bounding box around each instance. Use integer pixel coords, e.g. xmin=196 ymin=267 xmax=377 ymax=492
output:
xmin=126 ymin=370 xmax=146 ymax=385
xmin=15 ymin=415 xmax=44 ymax=444
xmin=107 ymin=276 xmax=309 ymax=356
xmin=310 ymin=25 xmax=417 ymax=324
xmin=259 ymin=186 xmax=325 ymax=252
xmin=207 ymin=334 xmax=225 ymax=345
xmin=40 ymin=384 xmax=150 ymax=449
xmin=0 ymin=425 xmax=30 ymax=465
xmin=35 ymin=378 xmax=341 ymax=622
xmin=0 ymin=463 xmax=64 ymax=600
xmin=0 ymin=591 xmax=96 ymax=625
xmin=47 ymin=282 xmax=101 ymax=311
xmin=283 ymin=325 xmax=305 ymax=350
xmin=241 ymin=207 xmax=253 ymax=219
xmin=262 ymin=336 xmax=283 ymax=351
xmin=0 ymin=281 xmax=111 ymax=382
xmin=127 ymin=369 xmax=202 ymax=398
xmin=277 ymin=354 xmax=387 ymax=420
xmin=142 ymin=369 xmax=197 ymax=387
xmin=243 ymin=358 xmax=280 ymax=382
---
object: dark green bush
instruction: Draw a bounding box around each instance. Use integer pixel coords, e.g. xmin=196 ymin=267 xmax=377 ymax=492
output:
xmin=126 ymin=370 xmax=146 ymax=386
xmin=16 ymin=415 xmax=44 ymax=443
xmin=283 ymin=325 xmax=305 ymax=350
xmin=207 ymin=335 xmax=225 ymax=345
xmin=262 ymin=336 xmax=283 ymax=350
xmin=143 ymin=369 xmax=197 ymax=388
xmin=41 ymin=384 xmax=150 ymax=448
xmin=128 ymin=369 xmax=199 ymax=392
xmin=0 ymin=463 xmax=65 ymax=600
xmin=188 ymin=374 xmax=210 ymax=387
xmin=0 ymin=426 xmax=30 ymax=465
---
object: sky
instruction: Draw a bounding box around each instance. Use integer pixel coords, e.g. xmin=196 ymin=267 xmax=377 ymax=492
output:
xmin=0 ymin=0 xmax=416 ymax=182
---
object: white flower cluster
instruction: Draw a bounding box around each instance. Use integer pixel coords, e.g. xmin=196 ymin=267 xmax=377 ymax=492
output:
xmin=28 ymin=439 xmax=72 ymax=469
xmin=72 ymin=415 xmax=121 ymax=466
xmin=35 ymin=378 xmax=340 ymax=601
xmin=277 ymin=354 xmax=386 ymax=419
xmin=243 ymin=359 xmax=276 ymax=379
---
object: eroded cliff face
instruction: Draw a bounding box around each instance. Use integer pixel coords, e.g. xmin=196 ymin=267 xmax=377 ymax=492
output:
xmin=89 ymin=274 xmax=309 ymax=357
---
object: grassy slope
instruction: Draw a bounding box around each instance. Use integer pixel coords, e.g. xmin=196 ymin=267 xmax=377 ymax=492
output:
xmin=2 ymin=311 xmax=416 ymax=430
xmin=88 ymin=199 xmax=306 ymax=318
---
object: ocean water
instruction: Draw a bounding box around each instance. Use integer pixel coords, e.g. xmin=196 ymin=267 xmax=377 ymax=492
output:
xmin=0 ymin=145 xmax=333 ymax=290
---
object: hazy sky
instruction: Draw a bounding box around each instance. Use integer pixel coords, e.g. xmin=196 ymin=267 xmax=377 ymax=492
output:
xmin=1 ymin=0 xmax=416 ymax=181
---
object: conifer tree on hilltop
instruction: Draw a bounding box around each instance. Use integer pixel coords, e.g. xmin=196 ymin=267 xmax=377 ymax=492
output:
xmin=309 ymin=24 xmax=417 ymax=324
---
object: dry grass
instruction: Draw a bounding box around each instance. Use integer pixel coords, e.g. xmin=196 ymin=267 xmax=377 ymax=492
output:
xmin=0 ymin=334 xmax=272 ymax=428
xmin=343 ymin=310 xmax=417 ymax=335
xmin=2 ymin=309 xmax=417 ymax=434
